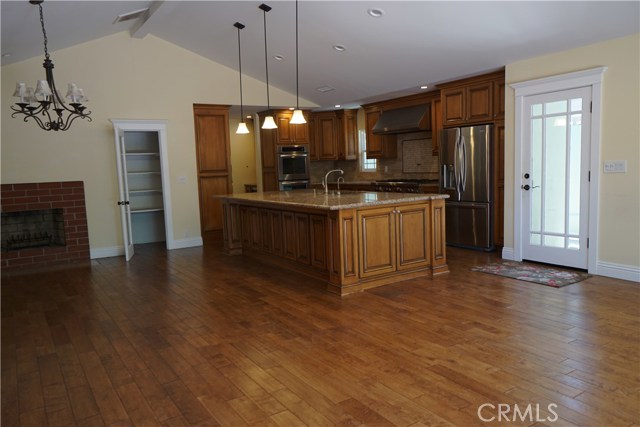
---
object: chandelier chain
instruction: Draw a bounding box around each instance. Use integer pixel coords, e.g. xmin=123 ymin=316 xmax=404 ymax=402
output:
xmin=38 ymin=3 xmax=50 ymax=60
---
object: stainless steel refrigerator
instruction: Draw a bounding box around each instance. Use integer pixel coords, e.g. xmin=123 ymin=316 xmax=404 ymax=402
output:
xmin=439 ymin=125 xmax=494 ymax=250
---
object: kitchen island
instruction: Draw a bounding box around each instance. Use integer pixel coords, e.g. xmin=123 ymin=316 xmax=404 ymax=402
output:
xmin=220 ymin=190 xmax=448 ymax=295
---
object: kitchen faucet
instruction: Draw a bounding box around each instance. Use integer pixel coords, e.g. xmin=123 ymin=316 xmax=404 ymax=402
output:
xmin=322 ymin=169 xmax=344 ymax=193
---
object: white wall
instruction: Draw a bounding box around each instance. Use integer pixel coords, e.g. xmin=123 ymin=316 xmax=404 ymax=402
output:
xmin=2 ymin=31 xmax=312 ymax=254
xmin=505 ymin=33 xmax=640 ymax=277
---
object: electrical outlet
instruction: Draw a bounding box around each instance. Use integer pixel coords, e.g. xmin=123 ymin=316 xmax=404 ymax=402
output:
xmin=603 ymin=160 xmax=627 ymax=173
xmin=177 ymin=175 xmax=187 ymax=184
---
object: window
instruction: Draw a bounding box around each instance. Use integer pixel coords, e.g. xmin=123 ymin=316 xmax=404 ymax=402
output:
xmin=358 ymin=130 xmax=377 ymax=172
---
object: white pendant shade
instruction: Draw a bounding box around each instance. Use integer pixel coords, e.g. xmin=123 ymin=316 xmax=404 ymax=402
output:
xmin=262 ymin=115 xmax=277 ymax=129
xmin=290 ymin=109 xmax=306 ymax=124
xmin=236 ymin=121 xmax=250 ymax=134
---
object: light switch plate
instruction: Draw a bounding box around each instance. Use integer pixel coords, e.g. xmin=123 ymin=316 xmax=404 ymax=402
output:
xmin=603 ymin=160 xmax=627 ymax=173
xmin=177 ymin=175 xmax=187 ymax=183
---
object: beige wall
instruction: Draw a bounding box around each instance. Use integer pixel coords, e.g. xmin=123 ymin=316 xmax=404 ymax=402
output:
xmin=505 ymin=33 xmax=640 ymax=269
xmin=2 ymin=31 xmax=311 ymax=253
xmin=229 ymin=118 xmax=257 ymax=194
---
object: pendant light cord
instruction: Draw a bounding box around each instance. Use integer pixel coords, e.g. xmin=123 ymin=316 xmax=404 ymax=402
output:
xmin=263 ymin=9 xmax=270 ymax=113
xmin=295 ymin=0 xmax=299 ymax=109
xmin=236 ymin=24 xmax=244 ymax=120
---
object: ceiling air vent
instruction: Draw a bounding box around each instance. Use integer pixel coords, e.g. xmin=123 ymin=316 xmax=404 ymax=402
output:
xmin=113 ymin=8 xmax=149 ymax=24
xmin=316 ymin=85 xmax=335 ymax=93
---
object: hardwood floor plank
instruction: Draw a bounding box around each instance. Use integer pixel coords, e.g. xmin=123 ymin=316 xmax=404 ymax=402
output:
xmin=2 ymin=244 xmax=638 ymax=426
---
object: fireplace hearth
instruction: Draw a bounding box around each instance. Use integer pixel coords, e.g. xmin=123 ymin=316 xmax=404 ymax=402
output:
xmin=1 ymin=182 xmax=89 ymax=271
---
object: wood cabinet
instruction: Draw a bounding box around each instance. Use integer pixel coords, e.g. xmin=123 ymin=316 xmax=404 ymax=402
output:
xmin=494 ymin=80 xmax=505 ymax=120
xmin=258 ymin=109 xmax=311 ymax=191
xmin=494 ymin=121 xmax=505 ymax=247
xmin=439 ymin=70 xmax=504 ymax=127
xmin=308 ymin=110 xmax=358 ymax=161
xmin=358 ymin=204 xmax=430 ymax=278
xmin=221 ymin=196 xmax=448 ymax=295
xmin=364 ymin=107 xmax=397 ymax=159
xmin=193 ymin=104 xmax=232 ymax=243
xmin=336 ymin=110 xmax=358 ymax=160
xmin=431 ymin=98 xmax=442 ymax=154
xmin=275 ymin=110 xmax=309 ymax=144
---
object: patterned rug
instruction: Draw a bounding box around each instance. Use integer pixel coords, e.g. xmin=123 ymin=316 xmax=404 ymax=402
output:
xmin=471 ymin=261 xmax=591 ymax=288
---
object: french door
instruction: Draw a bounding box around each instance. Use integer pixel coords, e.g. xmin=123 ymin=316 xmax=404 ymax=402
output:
xmin=521 ymin=87 xmax=591 ymax=269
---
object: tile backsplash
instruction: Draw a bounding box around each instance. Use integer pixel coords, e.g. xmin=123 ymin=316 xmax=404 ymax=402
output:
xmin=310 ymin=131 xmax=440 ymax=184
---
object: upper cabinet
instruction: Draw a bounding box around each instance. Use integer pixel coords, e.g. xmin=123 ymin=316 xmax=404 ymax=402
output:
xmin=275 ymin=110 xmax=309 ymax=145
xmin=308 ymin=110 xmax=358 ymax=161
xmin=431 ymin=98 xmax=442 ymax=155
xmin=439 ymin=70 xmax=505 ymax=127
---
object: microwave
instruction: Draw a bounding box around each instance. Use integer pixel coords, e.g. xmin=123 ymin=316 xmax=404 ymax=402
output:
xmin=277 ymin=145 xmax=310 ymax=181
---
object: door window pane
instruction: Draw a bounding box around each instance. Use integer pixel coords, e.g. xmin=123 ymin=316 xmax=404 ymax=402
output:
xmin=545 ymin=100 xmax=567 ymax=115
xmin=544 ymin=235 xmax=564 ymax=248
xmin=568 ymin=114 xmax=582 ymax=235
xmin=567 ymin=237 xmax=580 ymax=250
xmin=531 ymin=104 xmax=543 ymax=117
xmin=544 ymin=116 xmax=566 ymax=234
xmin=530 ymin=233 xmax=541 ymax=246
xmin=531 ymin=118 xmax=542 ymax=232
xmin=570 ymin=98 xmax=582 ymax=112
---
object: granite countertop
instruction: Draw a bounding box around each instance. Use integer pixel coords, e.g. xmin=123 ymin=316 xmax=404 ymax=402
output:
xmin=220 ymin=189 xmax=448 ymax=211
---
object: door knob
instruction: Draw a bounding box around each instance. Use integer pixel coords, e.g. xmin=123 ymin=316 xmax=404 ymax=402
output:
xmin=524 ymin=173 xmax=530 ymax=179
xmin=521 ymin=184 xmax=531 ymax=191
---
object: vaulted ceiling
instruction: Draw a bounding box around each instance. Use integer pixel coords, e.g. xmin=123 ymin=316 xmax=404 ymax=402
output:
xmin=2 ymin=1 xmax=638 ymax=110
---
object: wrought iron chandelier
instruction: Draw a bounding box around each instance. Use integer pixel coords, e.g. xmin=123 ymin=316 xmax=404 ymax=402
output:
xmin=11 ymin=0 xmax=92 ymax=131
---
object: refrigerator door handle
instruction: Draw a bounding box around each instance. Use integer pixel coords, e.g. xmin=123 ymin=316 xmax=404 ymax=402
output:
xmin=460 ymin=135 xmax=467 ymax=193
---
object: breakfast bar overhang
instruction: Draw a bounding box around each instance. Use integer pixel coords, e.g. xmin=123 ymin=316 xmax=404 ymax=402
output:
xmin=221 ymin=190 xmax=449 ymax=295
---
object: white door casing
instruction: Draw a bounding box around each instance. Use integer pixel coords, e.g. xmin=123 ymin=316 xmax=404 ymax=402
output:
xmin=510 ymin=67 xmax=606 ymax=274
xmin=110 ymin=119 xmax=174 ymax=259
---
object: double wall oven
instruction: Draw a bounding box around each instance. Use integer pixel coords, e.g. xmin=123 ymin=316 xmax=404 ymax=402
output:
xmin=277 ymin=145 xmax=310 ymax=190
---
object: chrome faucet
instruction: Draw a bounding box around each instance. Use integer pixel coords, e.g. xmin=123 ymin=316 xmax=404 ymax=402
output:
xmin=337 ymin=177 xmax=344 ymax=194
xmin=322 ymin=169 xmax=344 ymax=193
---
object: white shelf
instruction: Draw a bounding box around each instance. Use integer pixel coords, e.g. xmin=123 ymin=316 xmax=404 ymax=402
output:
xmin=131 ymin=208 xmax=164 ymax=214
xmin=129 ymin=189 xmax=163 ymax=195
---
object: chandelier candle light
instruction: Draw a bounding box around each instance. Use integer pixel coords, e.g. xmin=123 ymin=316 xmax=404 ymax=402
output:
xmin=234 ymin=22 xmax=250 ymax=135
xmin=11 ymin=0 xmax=91 ymax=131
xmin=259 ymin=3 xmax=277 ymax=130
xmin=289 ymin=0 xmax=306 ymax=125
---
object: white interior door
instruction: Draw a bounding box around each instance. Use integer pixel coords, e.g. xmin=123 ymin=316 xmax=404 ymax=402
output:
xmin=115 ymin=132 xmax=135 ymax=261
xmin=521 ymin=87 xmax=591 ymax=269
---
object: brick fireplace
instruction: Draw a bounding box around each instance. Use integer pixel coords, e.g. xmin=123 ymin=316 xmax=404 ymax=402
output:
xmin=1 ymin=181 xmax=90 ymax=271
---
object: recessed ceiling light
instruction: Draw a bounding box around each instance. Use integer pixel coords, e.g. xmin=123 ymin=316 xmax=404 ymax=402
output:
xmin=420 ymin=85 xmax=429 ymax=90
xmin=335 ymin=104 xmax=341 ymax=108
xmin=246 ymin=115 xmax=252 ymax=119
xmin=367 ymin=8 xmax=384 ymax=17
xmin=273 ymin=54 xmax=284 ymax=61
xmin=1 ymin=53 xmax=11 ymax=58
xmin=333 ymin=44 xmax=346 ymax=52
xmin=289 ymin=107 xmax=295 ymax=110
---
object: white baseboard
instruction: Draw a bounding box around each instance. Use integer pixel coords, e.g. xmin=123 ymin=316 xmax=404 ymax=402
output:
xmin=596 ymin=261 xmax=640 ymax=283
xmin=90 ymin=246 xmax=124 ymax=259
xmin=90 ymin=237 xmax=202 ymax=259
xmin=168 ymin=237 xmax=203 ymax=250
xmin=501 ymin=246 xmax=515 ymax=260
xmin=498 ymin=246 xmax=638 ymax=283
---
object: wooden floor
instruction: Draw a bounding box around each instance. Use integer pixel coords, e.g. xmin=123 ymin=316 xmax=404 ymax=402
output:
xmin=2 ymin=244 xmax=639 ymax=427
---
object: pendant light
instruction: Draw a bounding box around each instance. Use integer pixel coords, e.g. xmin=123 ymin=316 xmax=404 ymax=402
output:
xmin=234 ymin=22 xmax=249 ymax=134
xmin=259 ymin=4 xmax=277 ymax=130
xmin=289 ymin=0 xmax=306 ymax=125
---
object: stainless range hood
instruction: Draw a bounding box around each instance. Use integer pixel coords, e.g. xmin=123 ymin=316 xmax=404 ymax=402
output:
xmin=372 ymin=104 xmax=431 ymax=135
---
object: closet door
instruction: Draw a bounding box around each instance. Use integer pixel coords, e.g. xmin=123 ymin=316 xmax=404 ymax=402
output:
xmin=114 ymin=128 xmax=135 ymax=260
xmin=193 ymin=104 xmax=233 ymax=243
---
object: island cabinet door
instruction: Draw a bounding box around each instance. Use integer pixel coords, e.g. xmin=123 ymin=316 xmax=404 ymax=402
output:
xmin=295 ymin=214 xmax=311 ymax=265
xmin=282 ymin=212 xmax=297 ymax=260
xmin=269 ymin=211 xmax=283 ymax=255
xmin=358 ymin=207 xmax=396 ymax=278
xmin=310 ymin=215 xmax=327 ymax=270
xmin=396 ymin=204 xmax=430 ymax=271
